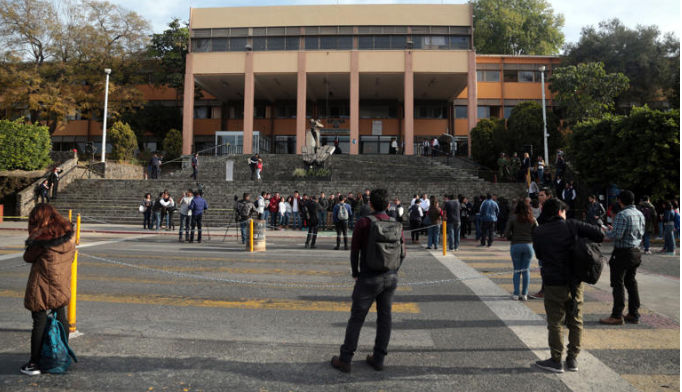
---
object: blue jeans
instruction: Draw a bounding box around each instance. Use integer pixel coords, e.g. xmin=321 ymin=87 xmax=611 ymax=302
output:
xmin=447 ymin=221 xmax=461 ymax=250
xmin=510 ymin=243 xmax=534 ymax=296
xmin=642 ymin=232 xmax=650 ymax=252
xmin=318 ymin=210 xmax=326 ymax=229
xmin=153 ymin=211 xmax=162 ymax=230
xmin=427 ymin=225 xmax=439 ymax=248
xmin=189 ymin=213 xmax=203 ymax=242
xmin=282 ymin=213 xmax=290 ymax=227
xmin=475 ymin=214 xmax=482 ymax=240
xmin=664 ymin=224 xmax=676 ymax=253
xmin=179 ymin=214 xmax=190 ymax=239
xmin=263 ymin=210 xmax=270 ymax=227
xmin=292 ymin=211 xmax=301 ymax=230
xmin=339 ymin=273 xmax=398 ymax=366
xmin=240 ymin=220 xmax=249 ymax=243
xmin=143 ymin=209 xmax=152 ymax=229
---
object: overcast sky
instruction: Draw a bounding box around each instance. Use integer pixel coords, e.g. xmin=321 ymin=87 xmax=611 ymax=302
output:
xmin=110 ymin=0 xmax=680 ymax=46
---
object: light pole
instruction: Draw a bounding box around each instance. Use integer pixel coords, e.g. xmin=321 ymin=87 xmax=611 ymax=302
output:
xmin=101 ymin=68 xmax=111 ymax=163
xmin=539 ymin=65 xmax=549 ymax=168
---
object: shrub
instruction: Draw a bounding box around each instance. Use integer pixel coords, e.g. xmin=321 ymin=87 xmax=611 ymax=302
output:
xmin=470 ymin=118 xmax=504 ymax=169
xmin=108 ymin=121 xmax=138 ymax=162
xmin=292 ymin=168 xmax=306 ymax=177
xmin=163 ymin=129 xmax=183 ymax=162
xmin=0 ymin=119 xmax=52 ymax=171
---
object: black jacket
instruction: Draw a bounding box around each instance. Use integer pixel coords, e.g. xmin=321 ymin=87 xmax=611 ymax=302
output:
xmin=306 ymin=200 xmax=321 ymax=226
xmin=532 ymin=217 xmax=604 ymax=286
xmin=442 ymin=200 xmax=461 ymax=223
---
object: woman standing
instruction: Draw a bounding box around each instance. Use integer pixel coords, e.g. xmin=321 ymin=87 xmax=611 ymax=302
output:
xmin=536 ymin=156 xmax=545 ymax=185
xmin=662 ymin=201 xmax=676 ymax=255
xmin=21 ymin=203 xmax=76 ymax=375
xmin=408 ymin=198 xmax=423 ymax=243
xmin=427 ymin=198 xmax=442 ymax=250
xmin=142 ymin=193 xmax=153 ymax=229
xmin=504 ymin=201 xmax=538 ymax=300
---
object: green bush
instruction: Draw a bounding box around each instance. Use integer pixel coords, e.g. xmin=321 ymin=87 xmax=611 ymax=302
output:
xmin=163 ymin=129 xmax=183 ymax=162
xmin=0 ymin=119 xmax=52 ymax=171
xmin=108 ymin=122 xmax=138 ymax=162
xmin=307 ymin=168 xmax=332 ymax=178
xmin=292 ymin=168 xmax=306 ymax=177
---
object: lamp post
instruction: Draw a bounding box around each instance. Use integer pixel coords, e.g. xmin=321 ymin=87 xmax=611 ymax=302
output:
xmin=101 ymin=68 xmax=111 ymax=163
xmin=539 ymin=65 xmax=549 ymax=168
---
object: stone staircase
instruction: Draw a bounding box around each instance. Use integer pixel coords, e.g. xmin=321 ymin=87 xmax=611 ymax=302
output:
xmin=51 ymin=154 xmax=525 ymax=228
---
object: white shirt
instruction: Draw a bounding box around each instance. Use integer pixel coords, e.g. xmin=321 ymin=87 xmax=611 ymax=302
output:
xmin=160 ymin=197 xmax=174 ymax=208
xmin=179 ymin=196 xmax=193 ymax=215
xmin=432 ymin=138 xmax=439 ymax=146
xmin=256 ymin=196 xmax=265 ymax=214
xmin=279 ymin=201 xmax=287 ymax=215
xmin=420 ymin=198 xmax=430 ymax=211
xmin=391 ymin=140 xmax=398 ymax=148
xmin=292 ymin=198 xmax=299 ymax=212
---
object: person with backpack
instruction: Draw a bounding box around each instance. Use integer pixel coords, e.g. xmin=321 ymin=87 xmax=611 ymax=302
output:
xmin=331 ymin=189 xmax=405 ymax=373
xmin=236 ymin=193 xmax=256 ymax=244
xmin=21 ymin=203 xmax=76 ymax=376
xmin=586 ymin=195 xmax=606 ymax=226
xmin=637 ymin=195 xmax=657 ymax=254
xmin=333 ymin=195 xmax=352 ymax=250
xmin=304 ymin=196 xmax=322 ymax=249
xmin=600 ymin=190 xmax=646 ymax=326
xmin=531 ymin=198 xmax=604 ymax=373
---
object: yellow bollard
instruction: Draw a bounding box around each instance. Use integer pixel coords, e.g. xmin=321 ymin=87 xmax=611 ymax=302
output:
xmin=69 ymin=210 xmax=72 ymax=224
xmin=76 ymin=214 xmax=81 ymax=245
xmin=442 ymin=221 xmax=447 ymax=256
xmin=68 ymin=250 xmax=78 ymax=333
xmin=249 ymin=219 xmax=254 ymax=252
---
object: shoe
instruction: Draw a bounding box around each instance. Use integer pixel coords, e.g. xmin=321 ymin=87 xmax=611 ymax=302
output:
xmin=565 ymin=357 xmax=578 ymax=372
xmin=197 ymin=240 xmax=201 ymax=243
xmin=344 ymin=246 xmax=349 ymax=250
xmin=178 ymin=238 xmax=183 ymax=242
xmin=666 ymin=252 xmax=676 ymax=256
xmin=454 ymin=247 xmax=459 ymax=251
xmin=477 ymin=244 xmax=485 ymax=247
xmin=330 ymin=356 xmax=350 ymax=373
xmin=426 ymin=247 xmax=432 ymax=249
xmin=529 ymin=292 xmax=544 ymax=299
xmin=366 ymin=355 xmax=384 ymax=371
xmin=520 ymin=295 xmax=528 ymax=301
xmin=487 ymin=244 xmax=492 ymax=247
xmin=188 ymin=240 xmax=194 ymax=243
xmin=305 ymin=243 xmax=309 ymax=248
xmin=333 ymin=246 xmax=340 ymax=250
xmin=535 ymin=358 xmax=564 ymax=373
xmin=624 ymin=314 xmax=640 ymax=324
xmin=310 ymin=245 xmax=317 ymax=249
xmin=644 ymin=250 xmax=652 ymax=255
xmin=512 ymin=295 xmax=519 ymax=300
xmin=599 ymin=316 xmax=624 ymax=325
xmin=20 ymin=363 xmax=40 ymax=376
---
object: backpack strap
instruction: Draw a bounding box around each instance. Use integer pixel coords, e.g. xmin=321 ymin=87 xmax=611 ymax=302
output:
xmin=565 ymin=220 xmax=579 ymax=316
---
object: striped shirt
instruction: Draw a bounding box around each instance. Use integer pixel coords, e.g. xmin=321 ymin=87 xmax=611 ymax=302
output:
xmin=606 ymin=205 xmax=645 ymax=249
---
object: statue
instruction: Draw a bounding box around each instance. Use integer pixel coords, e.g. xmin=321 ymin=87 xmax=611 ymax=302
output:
xmin=302 ymin=119 xmax=335 ymax=166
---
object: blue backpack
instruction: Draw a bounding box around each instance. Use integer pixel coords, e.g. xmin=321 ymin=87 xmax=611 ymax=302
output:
xmin=39 ymin=311 xmax=78 ymax=374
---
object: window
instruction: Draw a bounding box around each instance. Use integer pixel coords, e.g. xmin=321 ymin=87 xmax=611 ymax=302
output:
xmin=374 ymin=35 xmax=390 ymax=49
xmin=415 ymin=105 xmax=447 ymax=119
xmin=192 ymin=39 xmax=210 ymax=52
xmin=268 ymin=37 xmax=285 ymax=50
xmin=450 ymin=36 xmax=469 ymax=49
xmin=253 ymin=37 xmax=267 ymax=51
xmin=231 ymin=28 xmax=248 ymax=36
xmin=254 ymin=105 xmax=266 ymax=119
xmin=305 ymin=36 xmax=318 ymax=50
xmin=503 ymin=70 xmax=518 ymax=82
xmin=455 ymin=106 xmax=467 ymax=118
xmin=504 ymin=106 xmax=514 ymax=119
xmin=359 ymin=36 xmax=373 ymax=49
xmin=478 ymin=70 xmax=500 ymax=82
xmin=360 ymin=106 xmax=391 ymax=119
xmin=285 ymin=36 xmax=299 ymax=50
xmin=320 ymin=36 xmax=338 ymax=50
xmin=252 ymin=27 xmax=266 ymax=36
xmin=338 ymin=36 xmax=353 ymax=49
xmin=194 ymin=107 xmax=209 ymax=119
xmin=519 ymin=71 xmax=535 ymax=82
xmin=229 ymin=37 xmax=247 ymax=52
xmin=212 ymin=38 xmax=228 ymax=51
xmin=391 ymin=35 xmax=406 ymax=49
xmin=477 ymin=106 xmax=490 ymax=119
xmin=267 ymin=27 xmax=285 ymax=35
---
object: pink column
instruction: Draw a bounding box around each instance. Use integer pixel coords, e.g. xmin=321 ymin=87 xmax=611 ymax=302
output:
xmin=296 ymin=52 xmax=307 ymax=155
xmin=466 ymin=50 xmax=477 ymax=158
xmin=182 ymin=54 xmax=195 ymax=155
xmin=403 ymin=51 xmax=414 ymax=155
xmin=243 ymin=53 xmax=254 ymax=155
xmin=350 ymin=51 xmax=360 ymax=155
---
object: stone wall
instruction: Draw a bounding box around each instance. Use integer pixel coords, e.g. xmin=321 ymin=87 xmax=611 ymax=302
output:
xmin=105 ymin=162 xmax=144 ymax=179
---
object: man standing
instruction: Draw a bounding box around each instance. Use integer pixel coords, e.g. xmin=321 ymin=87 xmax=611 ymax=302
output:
xmin=236 ymin=193 xmax=257 ymax=244
xmin=304 ymin=196 xmax=321 ymax=249
xmin=638 ymin=195 xmax=657 ymax=254
xmin=599 ymin=190 xmax=645 ymax=325
xmin=331 ymin=189 xmax=405 ymax=373
xmin=188 ymin=191 xmax=208 ymax=243
xmin=291 ymin=191 xmax=302 ymax=230
xmin=318 ymin=192 xmax=329 ymax=230
xmin=150 ymin=153 xmax=161 ymax=179
xmin=479 ymin=194 xmax=499 ymax=247
xmin=586 ymin=195 xmax=606 ymax=226
xmin=443 ymin=194 xmax=461 ymax=251
xmin=47 ymin=167 xmax=63 ymax=200
xmin=249 ymin=153 xmax=260 ymax=181
xmin=530 ymin=188 xmax=553 ymax=299
xmin=532 ymin=199 xmax=604 ymax=373
xmin=191 ymin=153 xmax=199 ymax=180
xmin=269 ymin=192 xmax=281 ymax=229
xmin=510 ymin=153 xmax=521 ymax=182
xmin=333 ymin=195 xmax=352 ymax=250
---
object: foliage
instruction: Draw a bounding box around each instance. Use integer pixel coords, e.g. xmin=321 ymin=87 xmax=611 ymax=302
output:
xmin=108 ymin=121 xmax=137 ymax=162
xmin=306 ymin=168 xmax=332 ymax=178
xmin=568 ymin=106 xmax=679 ymax=201
xmin=292 ymin=168 xmax=307 ymax=178
xmin=0 ymin=119 xmax=52 ymax=170
xmin=121 ymin=104 xmax=182 ymax=141
xmin=147 ymin=18 xmax=189 ymax=95
xmin=0 ymin=0 xmax=151 ymax=134
xmin=549 ymin=62 xmax=629 ymax=126
xmin=563 ymin=19 xmax=680 ymax=109
xmin=505 ymin=101 xmax=563 ymax=158
xmin=471 ymin=118 xmax=505 ymax=169
xmin=472 ymin=0 xmax=565 ymax=55
xmin=162 ymin=129 xmax=183 ymax=162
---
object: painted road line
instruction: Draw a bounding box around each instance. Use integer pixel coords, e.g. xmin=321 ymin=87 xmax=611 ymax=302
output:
xmin=621 ymin=375 xmax=680 ymax=391
xmin=522 ymin=300 xmax=652 ymax=316
xmin=84 ymin=253 xmax=348 ymax=266
xmin=430 ymin=249 xmax=639 ymax=392
xmin=0 ymin=289 xmax=420 ymax=314
xmin=0 ymin=253 xmax=23 ymax=261
xmin=77 ymin=238 xmax=132 ymax=249
xmin=496 ymin=283 xmax=598 ymax=294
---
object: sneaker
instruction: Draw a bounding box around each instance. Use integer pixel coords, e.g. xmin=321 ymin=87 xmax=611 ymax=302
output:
xmin=535 ymin=358 xmax=564 ymax=373
xmin=512 ymin=295 xmax=519 ymax=300
xmin=520 ymin=295 xmax=528 ymax=301
xmin=330 ymin=356 xmax=351 ymax=373
xmin=599 ymin=316 xmax=624 ymax=325
xmin=20 ymin=363 xmax=40 ymax=376
xmin=565 ymin=357 xmax=578 ymax=372
xmin=666 ymin=252 xmax=676 ymax=256
xmin=529 ymin=291 xmax=545 ymax=299
xmin=624 ymin=314 xmax=640 ymax=324
xmin=644 ymin=250 xmax=652 ymax=255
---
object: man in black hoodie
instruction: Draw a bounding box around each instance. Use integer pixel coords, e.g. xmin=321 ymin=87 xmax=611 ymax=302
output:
xmin=532 ymin=199 xmax=604 ymax=374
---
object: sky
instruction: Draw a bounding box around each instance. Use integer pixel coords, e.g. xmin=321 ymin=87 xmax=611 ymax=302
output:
xmin=110 ymin=0 xmax=681 ymax=46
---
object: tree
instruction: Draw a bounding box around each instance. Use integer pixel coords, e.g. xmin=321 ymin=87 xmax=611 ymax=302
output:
xmin=563 ymin=19 xmax=680 ymax=109
xmin=549 ymin=62 xmax=629 ymax=126
xmin=162 ymin=128 xmax=182 ymax=162
xmin=472 ymin=0 xmax=565 ymax=55
xmin=108 ymin=121 xmax=137 ymax=162
xmin=568 ymin=106 xmax=679 ymax=201
xmin=471 ymin=118 xmax=505 ymax=168
xmin=505 ymin=101 xmax=563 ymax=158
xmin=147 ymin=18 xmax=189 ymax=99
xmin=0 ymin=119 xmax=52 ymax=170
xmin=121 ymin=105 xmax=182 ymax=142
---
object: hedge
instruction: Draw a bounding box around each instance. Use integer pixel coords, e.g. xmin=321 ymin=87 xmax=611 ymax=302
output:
xmin=0 ymin=120 xmax=52 ymax=171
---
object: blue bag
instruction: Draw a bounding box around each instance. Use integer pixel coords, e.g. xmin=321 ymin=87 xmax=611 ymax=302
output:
xmin=38 ymin=311 xmax=78 ymax=374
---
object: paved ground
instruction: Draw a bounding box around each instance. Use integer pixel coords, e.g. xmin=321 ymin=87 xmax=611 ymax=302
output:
xmin=0 ymin=222 xmax=678 ymax=391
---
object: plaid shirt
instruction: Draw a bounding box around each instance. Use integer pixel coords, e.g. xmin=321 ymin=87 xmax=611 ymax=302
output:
xmin=606 ymin=205 xmax=645 ymax=249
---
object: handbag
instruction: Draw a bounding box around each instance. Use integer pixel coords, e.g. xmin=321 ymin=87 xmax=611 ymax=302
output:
xmin=139 ymin=205 xmax=146 ymax=213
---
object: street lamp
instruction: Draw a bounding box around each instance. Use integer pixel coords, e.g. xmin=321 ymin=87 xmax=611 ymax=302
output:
xmin=101 ymin=68 xmax=111 ymax=163
xmin=539 ymin=65 xmax=549 ymax=168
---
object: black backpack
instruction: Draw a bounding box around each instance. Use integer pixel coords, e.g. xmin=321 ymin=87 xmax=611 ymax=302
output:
xmin=364 ymin=215 xmax=404 ymax=273
xmin=567 ymin=222 xmax=606 ymax=284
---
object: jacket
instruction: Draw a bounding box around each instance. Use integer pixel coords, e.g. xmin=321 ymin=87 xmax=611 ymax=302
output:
xmin=442 ymin=200 xmax=461 ymax=223
xmin=189 ymin=196 xmax=208 ymax=216
xmin=479 ymin=199 xmax=499 ymax=222
xmin=24 ymin=230 xmax=76 ymax=312
xmin=532 ymin=217 xmax=604 ymax=286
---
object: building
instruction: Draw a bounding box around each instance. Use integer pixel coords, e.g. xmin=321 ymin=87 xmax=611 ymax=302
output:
xmin=51 ymin=4 xmax=560 ymax=157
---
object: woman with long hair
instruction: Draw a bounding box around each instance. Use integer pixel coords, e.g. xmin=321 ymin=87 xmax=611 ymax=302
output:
xmin=427 ymin=197 xmax=442 ymax=250
xmin=21 ymin=203 xmax=76 ymax=375
xmin=504 ymin=201 xmax=538 ymax=300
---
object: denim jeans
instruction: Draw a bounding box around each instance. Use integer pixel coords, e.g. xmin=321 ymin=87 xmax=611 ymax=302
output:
xmin=143 ymin=209 xmax=152 ymax=229
xmin=179 ymin=214 xmax=190 ymax=239
xmin=447 ymin=221 xmax=461 ymax=250
xmin=263 ymin=210 xmax=270 ymax=227
xmin=282 ymin=213 xmax=290 ymax=227
xmin=642 ymin=232 xmax=650 ymax=252
xmin=154 ymin=211 xmax=162 ymax=230
xmin=339 ymin=273 xmax=398 ymax=365
xmin=292 ymin=211 xmax=301 ymax=230
xmin=480 ymin=221 xmax=495 ymax=246
xmin=240 ymin=220 xmax=249 ymax=243
xmin=427 ymin=225 xmax=439 ymax=248
xmin=664 ymin=224 xmax=676 ymax=253
xmin=190 ymin=213 xmax=203 ymax=242
xmin=318 ymin=210 xmax=326 ymax=229
xmin=475 ymin=214 xmax=482 ymax=240
xmin=510 ymin=243 xmax=534 ymax=296
xmin=609 ymin=248 xmax=641 ymax=319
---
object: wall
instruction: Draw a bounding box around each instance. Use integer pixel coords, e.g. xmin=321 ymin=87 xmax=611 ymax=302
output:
xmin=105 ymin=162 xmax=144 ymax=180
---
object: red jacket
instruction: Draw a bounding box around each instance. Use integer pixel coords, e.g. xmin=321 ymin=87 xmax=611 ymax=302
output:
xmin=268 ymin=196 xmax=280 ymax=213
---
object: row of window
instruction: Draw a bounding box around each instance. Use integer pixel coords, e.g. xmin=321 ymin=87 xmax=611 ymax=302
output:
xmin=196 ymin=104 xmax=451 ymax=119
xmin=191 ymin=25 xmax=469 ymax=38
xmin=477 ymin=70 xmax=548 ymax=83
xmin=191 ymin=35 xmax=469 ymax=52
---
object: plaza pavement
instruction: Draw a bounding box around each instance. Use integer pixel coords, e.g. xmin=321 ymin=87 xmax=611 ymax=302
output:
xmin=0 ymin=221 xmax=678 ymax=391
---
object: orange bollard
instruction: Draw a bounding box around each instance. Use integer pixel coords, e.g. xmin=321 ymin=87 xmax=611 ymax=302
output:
xmin=249 ymin=219 xmax=254 ymax=252
xmin=442 ymin=221 xmax=447 ymax=256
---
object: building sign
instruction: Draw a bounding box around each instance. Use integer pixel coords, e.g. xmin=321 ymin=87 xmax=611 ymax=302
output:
xmin=371 ymin=120 xmax=383 ymax=136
